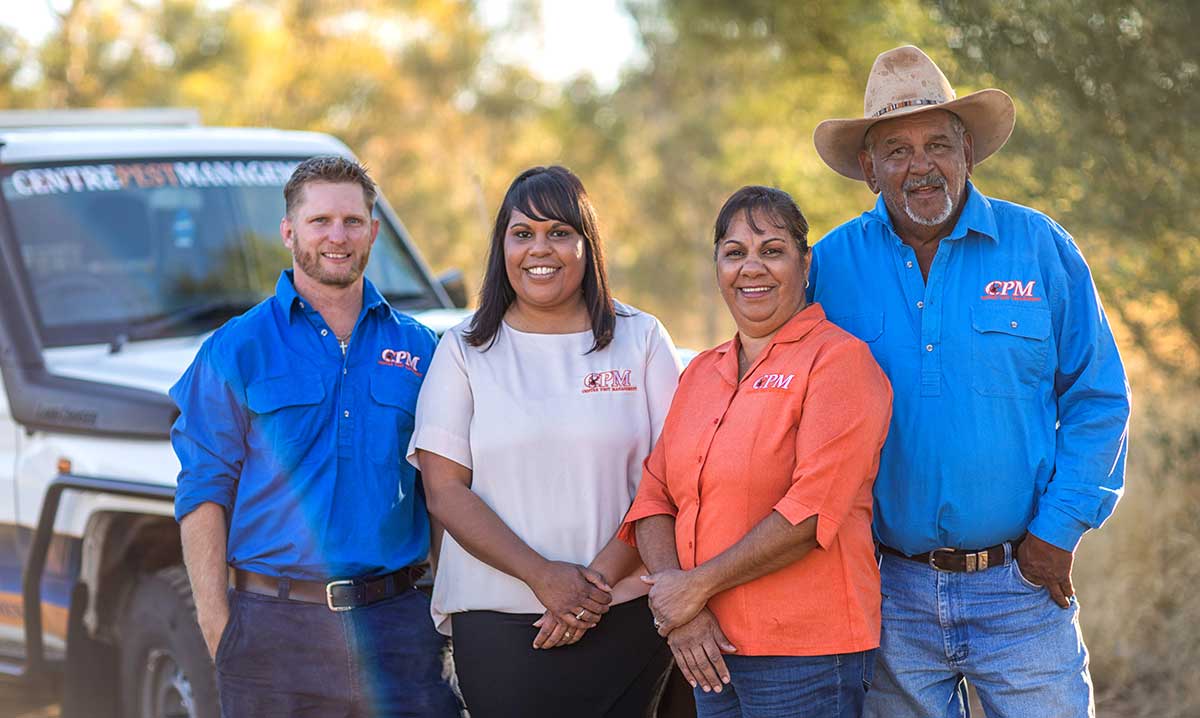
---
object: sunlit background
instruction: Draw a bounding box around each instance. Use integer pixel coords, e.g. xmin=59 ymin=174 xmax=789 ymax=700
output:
xmin=6 ymin=1 xmax=644 ymax=89
xmin=1 ymin=2 xmax=1197 ymax=716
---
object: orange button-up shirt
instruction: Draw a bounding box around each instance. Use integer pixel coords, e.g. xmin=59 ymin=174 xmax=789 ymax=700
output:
xmin=619 ymin=304 xmax=892 ymax=656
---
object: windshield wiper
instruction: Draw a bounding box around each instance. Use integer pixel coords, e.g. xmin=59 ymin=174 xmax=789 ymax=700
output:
xmin=110 ymin=298 xmax=260 ymax=353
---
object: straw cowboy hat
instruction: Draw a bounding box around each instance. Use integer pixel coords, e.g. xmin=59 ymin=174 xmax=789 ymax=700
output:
xmin=813 ymin=45 xmax=1015 ymax=181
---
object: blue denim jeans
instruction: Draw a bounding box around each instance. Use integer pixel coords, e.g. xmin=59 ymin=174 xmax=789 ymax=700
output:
xmin=693 ymin=651 xmax=875 ymax=718
xmin=215 ymin=587 xmax=460 ymax=717
xmin=864 ymin=545 xmax=1093 ymax=718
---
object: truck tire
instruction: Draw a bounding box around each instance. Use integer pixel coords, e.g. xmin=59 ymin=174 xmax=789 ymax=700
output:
xmin=119 ymin=565 xmax=220 ymax=718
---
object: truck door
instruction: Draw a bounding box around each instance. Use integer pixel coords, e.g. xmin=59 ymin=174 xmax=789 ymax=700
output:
xmin=0 ymin=377 xmax=24 ymax=655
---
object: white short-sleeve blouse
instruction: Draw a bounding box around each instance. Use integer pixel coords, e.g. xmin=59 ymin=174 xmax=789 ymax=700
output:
xmin=408 ymin=302 xmax=680 ymax=634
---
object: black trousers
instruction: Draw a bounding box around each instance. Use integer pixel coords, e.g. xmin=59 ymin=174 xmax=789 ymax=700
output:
xmin=452 ymin=596 xmax=674 ymax=718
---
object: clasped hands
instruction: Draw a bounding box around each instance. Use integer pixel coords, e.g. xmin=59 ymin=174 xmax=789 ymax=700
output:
xmin=528 ymin=560 xmax=613 ymax=650
xmin=643 ymin=568 xmax=736 ymax=693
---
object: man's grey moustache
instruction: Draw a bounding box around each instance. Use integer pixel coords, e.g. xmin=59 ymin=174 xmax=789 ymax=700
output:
xmin=903 ymin=176 xmax=947 ymax=191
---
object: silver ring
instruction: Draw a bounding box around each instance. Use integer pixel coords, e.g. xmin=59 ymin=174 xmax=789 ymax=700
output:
xmin=576 ymin=609 xmax=587 ymax=620
xmin=653 ymin=618 xmax=662 ymax=629
xmin=564 ymin=630 xmax=573 ymax=639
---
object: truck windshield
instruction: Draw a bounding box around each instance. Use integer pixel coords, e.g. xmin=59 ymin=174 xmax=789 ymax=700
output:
xmin=1 ymin=158 xmax=440 ymax=347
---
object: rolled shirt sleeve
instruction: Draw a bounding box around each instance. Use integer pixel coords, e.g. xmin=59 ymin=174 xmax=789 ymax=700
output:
xmin=170 ymin=340 xmax=247 ymax=522
xmin=773 ymin=340 xmax=893 ymax=549
xmin=1028 ymin=228 xmax=1131 ymax=551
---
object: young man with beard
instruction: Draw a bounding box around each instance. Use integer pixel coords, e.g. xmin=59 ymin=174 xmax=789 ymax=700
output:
xmin=808 ymin=46 xmax=1130 ymax=717
xmin=171 ymin=156 xmax=459 ymax=716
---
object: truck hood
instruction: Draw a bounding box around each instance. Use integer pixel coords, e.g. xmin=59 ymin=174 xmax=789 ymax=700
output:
xmin=41 ymin=308 xmax=472 ymax=396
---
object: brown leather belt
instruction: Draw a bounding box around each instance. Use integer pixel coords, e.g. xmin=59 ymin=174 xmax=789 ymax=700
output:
xmin=231 ymin=566 xmax=422 ymax=611
xmin=880 ymin=537 xmax=1023 ymax=573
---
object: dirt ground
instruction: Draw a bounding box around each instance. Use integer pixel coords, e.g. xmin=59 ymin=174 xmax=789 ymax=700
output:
xmin=0 ymin=681 xmax=60 ymax=718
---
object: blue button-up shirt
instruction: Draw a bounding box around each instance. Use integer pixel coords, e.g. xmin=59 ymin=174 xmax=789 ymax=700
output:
xmin=809 ymin=181 xmax=1130 ymax=554
xmin=171 ymin=271 xmax=438 ymax=580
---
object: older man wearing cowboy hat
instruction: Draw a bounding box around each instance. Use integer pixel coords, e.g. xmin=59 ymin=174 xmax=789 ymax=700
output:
xmin=807 ymin=45 xmax=1130 ymax=717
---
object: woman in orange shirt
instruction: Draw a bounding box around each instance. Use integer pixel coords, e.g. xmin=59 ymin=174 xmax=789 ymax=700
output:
xmin=619 ymin=186 xmax=893 ymax=717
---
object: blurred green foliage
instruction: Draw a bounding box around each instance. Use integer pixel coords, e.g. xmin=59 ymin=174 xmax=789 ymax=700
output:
xmin=3 ymin=0 xmax=1194 ymax=370
xmin=934 ymin=0 xmax=1199 ymax=376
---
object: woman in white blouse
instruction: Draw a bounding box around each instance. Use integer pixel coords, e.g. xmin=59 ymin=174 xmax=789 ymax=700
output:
xmin=410 ymin=166 xmax=683 ymax=717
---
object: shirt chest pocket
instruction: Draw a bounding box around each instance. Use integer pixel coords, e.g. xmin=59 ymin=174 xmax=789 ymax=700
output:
xmin=970 ymin=305 xmax=1052 ymax=398
xmin=246 ymin=374 xmax=326 ymax=465
xmin=367 ymin=370 xmax=420 ymax=465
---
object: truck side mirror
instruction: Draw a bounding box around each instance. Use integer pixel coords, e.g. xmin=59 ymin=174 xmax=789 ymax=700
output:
xmin=437 ymin=269 xmax=469 ymax=309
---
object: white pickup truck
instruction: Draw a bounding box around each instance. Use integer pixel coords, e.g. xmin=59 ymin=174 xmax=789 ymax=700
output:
xmin=0 ymin=109 xmax=470 ymax=718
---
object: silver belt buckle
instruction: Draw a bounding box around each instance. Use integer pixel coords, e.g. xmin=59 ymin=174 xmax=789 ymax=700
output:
xmin=928 ymin=547 xmax=955 ymax=572
xmin=325 ymin=579 xmax=356 ymax=611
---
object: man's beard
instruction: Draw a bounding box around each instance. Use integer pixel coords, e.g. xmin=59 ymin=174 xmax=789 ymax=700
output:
xmin=293 ymin=244 xmax=370 ymax=288
xmin=901 ymin=173 xmax=954 ymax=227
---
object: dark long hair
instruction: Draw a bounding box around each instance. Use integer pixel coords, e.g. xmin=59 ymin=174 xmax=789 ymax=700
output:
xmin=464 ymin=166 xmax=617 ymax=353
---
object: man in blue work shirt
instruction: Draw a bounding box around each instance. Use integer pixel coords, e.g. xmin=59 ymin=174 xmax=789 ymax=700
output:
xmin=809 ymin=46 xmax=1130 ymax=717
xmin=171 ymin=156 xmax=459 ymax=716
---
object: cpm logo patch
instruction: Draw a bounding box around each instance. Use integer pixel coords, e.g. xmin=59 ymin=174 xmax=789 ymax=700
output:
xmin=981 ymin=280 xmax=1041 ymax=302
xmin=751 ymin=373 xmax=795 ymax=391
xmin=583 ymin=369 xmax=638 ymax=393
xmin=379 ymin=349 xmax=423 ymax=375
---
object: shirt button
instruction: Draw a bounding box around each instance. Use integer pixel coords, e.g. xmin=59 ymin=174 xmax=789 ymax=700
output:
xmin=343 ymin=410 xmax=350 ymax=418
xmin=343 ymin=368 xmax=348 ymax=375
xmin=299 ymin=302 xmax=305 ymax=309
xmin=926 ymin=344 xmax=934 ymax=352
xmin=320 ymin=329 xmax=329 ymax=336
xmin=917 ymin=301 xmax=924 ymax=309
xmin=697 ymin=455 xmax=703 ymax=464
xmin=712 ymin=418 xmax=719 ymax=425
xmin=906 ymin=261 xmax=914 ymax=268
xmin=1011 ymin=321 xmax=1019 ymax=328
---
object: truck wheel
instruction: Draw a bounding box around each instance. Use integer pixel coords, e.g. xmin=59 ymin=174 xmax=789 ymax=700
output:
xmin=119 ymin=566 xmax=220 ymax=718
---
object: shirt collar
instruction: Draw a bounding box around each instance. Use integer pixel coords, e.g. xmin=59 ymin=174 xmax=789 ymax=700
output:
xmin=863 ymin=180 xmax=999 ymax=244
xmin=275 ymin=270 xmax=304 ymax=321
xmin=274 ymin=269 xmax=391 ymax=322
xmin=360 ymin=276 xmax=390 ymax=316
xmin=713 ymin=303 xmax=828 ymax=386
